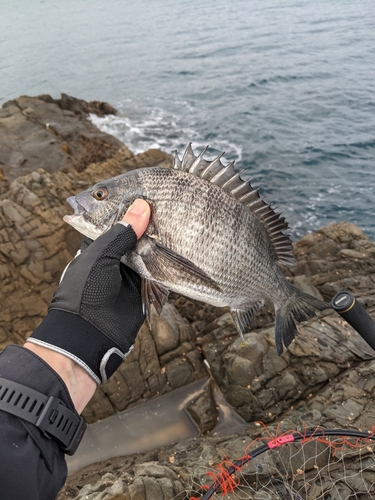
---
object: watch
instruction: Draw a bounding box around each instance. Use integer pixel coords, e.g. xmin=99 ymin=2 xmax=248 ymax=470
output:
xmin=0 ymin=377 xmax=86 ymax=456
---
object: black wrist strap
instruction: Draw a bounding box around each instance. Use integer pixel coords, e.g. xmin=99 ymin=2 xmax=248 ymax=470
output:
xmin=0 ymin=377 xmax=86 ymax=456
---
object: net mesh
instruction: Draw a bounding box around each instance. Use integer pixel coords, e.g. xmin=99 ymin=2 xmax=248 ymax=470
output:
xmin=184 ymin=423 xmax=375 ymax=500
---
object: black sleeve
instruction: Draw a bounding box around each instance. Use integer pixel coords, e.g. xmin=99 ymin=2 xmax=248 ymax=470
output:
xmin=0 ymin=345 xmax=77 ymax=500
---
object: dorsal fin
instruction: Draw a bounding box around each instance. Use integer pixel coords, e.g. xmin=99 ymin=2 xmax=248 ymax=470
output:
xmin=172 ymin=144 xmax=295 ymax=266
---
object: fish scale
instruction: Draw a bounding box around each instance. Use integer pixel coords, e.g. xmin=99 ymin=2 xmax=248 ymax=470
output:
xmin=64 ymin=143 xmax=328 ymax=354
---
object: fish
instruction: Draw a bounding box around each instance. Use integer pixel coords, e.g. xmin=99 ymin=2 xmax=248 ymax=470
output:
xmin=63 ymin=143 xmax=328 ymax=355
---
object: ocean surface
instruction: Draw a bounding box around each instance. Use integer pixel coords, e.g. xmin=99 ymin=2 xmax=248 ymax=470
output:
xmin=1 ymin=0 xmax=375 ymax=240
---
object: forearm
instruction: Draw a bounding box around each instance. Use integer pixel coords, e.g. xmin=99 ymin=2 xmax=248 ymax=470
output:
xmin=0 ymin=338 xmax=98 ymax=500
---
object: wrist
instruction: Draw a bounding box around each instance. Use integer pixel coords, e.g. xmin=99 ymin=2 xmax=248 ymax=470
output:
xmin=28 ymin=310 xmax=128 ymax=384
xmin=24 ymin=342 xmax=96 ymax=414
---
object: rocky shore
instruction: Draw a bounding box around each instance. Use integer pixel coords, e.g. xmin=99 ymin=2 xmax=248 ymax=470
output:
xmin=0 ymin=93 xmax=122 ymax=186
xmin=1 ymin=95 xmax=375 ymax=499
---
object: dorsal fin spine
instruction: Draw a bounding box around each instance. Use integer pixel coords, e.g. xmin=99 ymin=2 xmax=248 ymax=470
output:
xmin=272 ymin=234 xmax=289 ymax=242
xmin=268 ymin=219 xmax=287 ymax=227
xmin=256 ymin=205 xmax=271 ymax=215
xmin=270 ymin=223 xmax=288 ymax=232
xmin=274 ymin=242 xmax=292 ymax=249
xmin=263 ymin=212 xmax=281 ymax=222
xmin=239 ymin=188 xmax=260 ymax=204
xmin=200 ymin=153 xmax=225 ymax=179
xmin=231 ymin=185 xmax=250 ymax=197
xmin=222 ymin=169 xmax=247 ymax=192
xmin=176 ymin=144 xmax=294 ymax=265
xmin=189 ymin=145 xmax=209 ymax=174
xmin=172 ymin=151 xmax=182 ymax=169
xmin=221 ymin=171 xmax=243 ymax=190
xmin=247 ymin=198 xmax=266 ymax=209
xmin=210 ymin=162 xmax=235 ymax=184
xmin=181 ymin=143 xmax=195 ymax=171
xmin=231 ymin=178 xmax=250 ymax=196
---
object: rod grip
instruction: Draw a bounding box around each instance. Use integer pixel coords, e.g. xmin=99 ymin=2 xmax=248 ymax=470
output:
xmin=331 ymin=291 xmax=375 ymax=351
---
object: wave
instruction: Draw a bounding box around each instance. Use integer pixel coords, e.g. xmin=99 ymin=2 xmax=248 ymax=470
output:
xmin=89 ymin=104 xmax=243 ymax=163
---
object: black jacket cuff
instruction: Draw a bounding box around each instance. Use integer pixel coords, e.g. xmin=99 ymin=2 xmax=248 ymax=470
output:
xmin=0 ymin=344 xmax=75 ymax=410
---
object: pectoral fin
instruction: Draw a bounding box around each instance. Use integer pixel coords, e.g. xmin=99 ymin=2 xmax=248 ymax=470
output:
xmin=141 ymin=278 xmax=170 ymax=326
xmin=137 ymin=235 xmax=221 ymax=291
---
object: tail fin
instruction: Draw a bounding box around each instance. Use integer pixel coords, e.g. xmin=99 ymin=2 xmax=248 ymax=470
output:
xmin=275 ymin=283 xmax=328 ymax=355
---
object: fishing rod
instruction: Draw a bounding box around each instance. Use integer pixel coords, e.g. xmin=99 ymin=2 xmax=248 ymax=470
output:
xmin=331 ymin=290 xmax=375 ymax=351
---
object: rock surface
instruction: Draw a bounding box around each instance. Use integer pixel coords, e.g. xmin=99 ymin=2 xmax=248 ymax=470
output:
xmin=2 ymin=95 xmax=375 ymax=500
xmin=0 ymin=93 xmax=122 ymax=186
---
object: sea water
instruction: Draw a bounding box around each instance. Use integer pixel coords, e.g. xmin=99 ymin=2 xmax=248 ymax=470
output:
xmin=1 ymin=0 xmax=374 ymax=239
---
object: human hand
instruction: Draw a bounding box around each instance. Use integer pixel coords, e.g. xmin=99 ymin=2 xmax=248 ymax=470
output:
xmin=27 ymin=199 xmax=150 ymax=385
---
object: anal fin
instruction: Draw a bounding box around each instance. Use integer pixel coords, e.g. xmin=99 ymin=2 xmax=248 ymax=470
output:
xmin=231 ymin=300 xmax=264 ymax=343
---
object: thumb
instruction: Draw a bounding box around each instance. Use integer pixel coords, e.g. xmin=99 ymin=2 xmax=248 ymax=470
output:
xmin=122 ymin=199 xmax=150 ymax=239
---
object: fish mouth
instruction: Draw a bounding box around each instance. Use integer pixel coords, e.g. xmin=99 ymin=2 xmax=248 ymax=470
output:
xmin=63 ymin=196 xmax=103 ymax=239
xmin=63 ymin=196 xmax=87 ymax=224
xmin=65 ymin=196 xmax=86 ymax=216
xmin=63 ymin=195 xmax=121 ymax=239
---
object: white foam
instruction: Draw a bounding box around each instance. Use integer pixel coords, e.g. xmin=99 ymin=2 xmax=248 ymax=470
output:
xmin=89 ymin=103 xmax=242 ymax=165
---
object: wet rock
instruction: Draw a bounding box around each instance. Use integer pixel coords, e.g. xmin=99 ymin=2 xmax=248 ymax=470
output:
xmin=200 ymin=304 xmax=375 ymax=424
xmin=60 ymin=463 xmax=186 ymax=500
xmin=55 ymin=93 xmax=118 ymax=118
xmin=0 ymin=166 xmax=10 ymax=193
xmin=76 ymin=473 xmax=128 ymax=499
xmin=59 ymin=349 xmax=375 ymax=499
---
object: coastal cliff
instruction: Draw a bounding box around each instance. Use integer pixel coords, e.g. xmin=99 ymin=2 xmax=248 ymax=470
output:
xmin=1 ymin=95 xmax=375 ymax=500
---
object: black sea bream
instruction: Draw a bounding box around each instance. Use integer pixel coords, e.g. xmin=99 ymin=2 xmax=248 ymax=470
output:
xmin=64 ymin=144 xmax=327 ymax=354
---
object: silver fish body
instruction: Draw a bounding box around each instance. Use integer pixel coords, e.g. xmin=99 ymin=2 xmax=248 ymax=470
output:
xmin=64 ymin=144 xmax=327 ymax=354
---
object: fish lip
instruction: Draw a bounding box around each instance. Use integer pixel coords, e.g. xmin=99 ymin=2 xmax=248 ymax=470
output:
xmin=63 ymin=213 xmax=81 ymax=224
xmin=63 ymin=196 xmax=90 ymax=225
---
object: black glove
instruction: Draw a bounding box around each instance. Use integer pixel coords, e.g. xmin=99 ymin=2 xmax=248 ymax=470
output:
xmin=28 ymin=222 xmax=145 ymax=384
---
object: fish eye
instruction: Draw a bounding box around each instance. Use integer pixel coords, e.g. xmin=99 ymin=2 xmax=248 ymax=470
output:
xmin=92 ymin=186 xmax=108 ymax=201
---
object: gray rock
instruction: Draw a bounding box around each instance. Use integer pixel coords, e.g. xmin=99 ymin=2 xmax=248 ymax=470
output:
xmin=0 ymin=94 xmax=123 ymax=184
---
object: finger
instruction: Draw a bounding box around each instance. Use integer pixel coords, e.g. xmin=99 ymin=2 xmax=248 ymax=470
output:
xmin=122 ymin=199 xmax=150 ymax=239
xmin=60 ymin=235 xmax=93 ymax=283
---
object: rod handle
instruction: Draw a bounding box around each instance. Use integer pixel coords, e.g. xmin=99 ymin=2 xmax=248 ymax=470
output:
xmin=331 ymin=291 xmax=375 ymax=351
